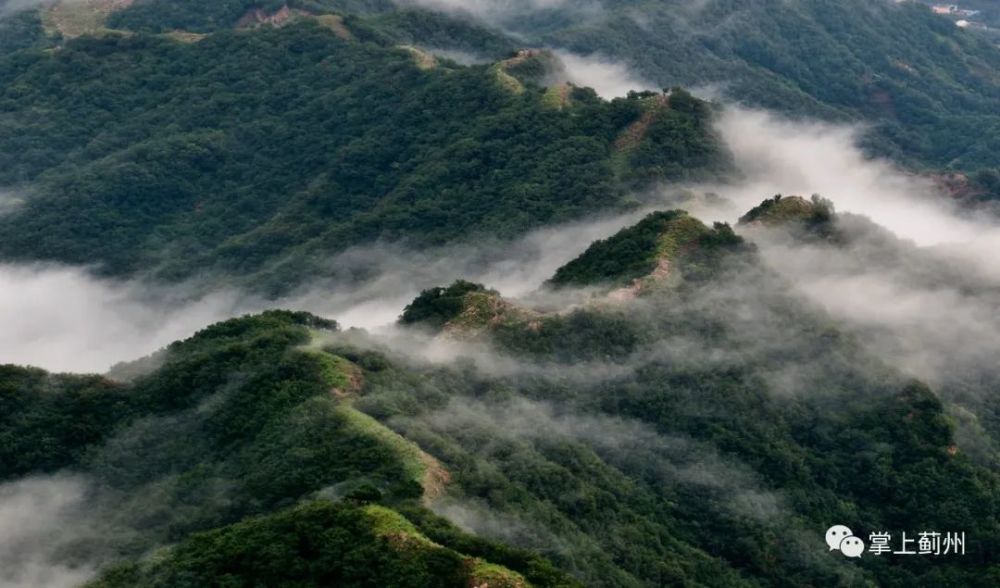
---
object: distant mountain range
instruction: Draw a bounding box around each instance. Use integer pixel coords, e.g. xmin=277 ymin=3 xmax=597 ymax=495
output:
xmin=0 ymin=0 xmax=998 ymax=291
xmin=0 ymin=13 xmax=724 ymax=290
xmin=1 ymin=2 xmax=1000 ymax=587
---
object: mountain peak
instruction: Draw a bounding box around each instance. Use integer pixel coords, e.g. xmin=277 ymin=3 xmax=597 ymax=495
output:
xmin=738 ymin=194 xmax=835 ymax=228
xmin=548 ymin=210 xmax=745 ymax=291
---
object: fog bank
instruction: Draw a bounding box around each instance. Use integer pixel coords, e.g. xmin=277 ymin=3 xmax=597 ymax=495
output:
xmin=550 ymin=51 xmax=655 ymax=99
xmin=688 ymin=107 xmax=1000 ymax=410
xmin=0 ymin=476 xmax=98 ymax=588
xmin=0 ymin=265 xmax=248 ymax=373
xmin=396 ymin=0 xmax=602 ymax=23
xmin=6 ymin=106 xmax=1000 ymax=384
xmin=692 ymin=108 xmax=994 ymax=248
xmin=0 ymin=210 xmax=643 ymax=373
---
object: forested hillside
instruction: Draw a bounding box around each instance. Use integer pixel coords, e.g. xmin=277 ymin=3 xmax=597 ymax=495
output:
xmin=187 ymin=0 xmax=998 ymax=173
xmin=2 ymin=2 xmax=1000 ymax=587
xmin=481 ymin=0 xmax=1000 ymax=171
xmin=2 ymin=0 xmax=999 ymax=291
xmin=14 ymin=0 xmax=1000 ymax=172
xmin=0 ymin=13 xmax=722 ymax=290
xmin=0 ymin=310 xmax=576 ymax=588
xmin=3 ymin=204 xmax=999 ymax=587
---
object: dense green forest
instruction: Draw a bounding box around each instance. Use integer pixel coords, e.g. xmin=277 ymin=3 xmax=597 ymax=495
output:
xmin=102 ymin=0 xmax=1000 ymax=170
xmin=546 ymin=209 xmax=744 ymax=288
xmin=108 ymin=0 xmax=515 ymax=58
xmin=4 ymin=206 xmax=1000 ymax=586
xmin=87 ymin=501 xmax=556 ymax=588
xmin=0 ymin=15 xmax=722 ymax=291
xmin=0 ymin=310 xmax=576 ymax=587
xmin=1 ymin=2 xmax=1000 ymax=586
xmin=510 ymin=0 xmax=1000 ymax=171
xmin=1 ymin=0 xmax=998 ymax=289
xmin=0 ymin=8 xmax=53 ymax=53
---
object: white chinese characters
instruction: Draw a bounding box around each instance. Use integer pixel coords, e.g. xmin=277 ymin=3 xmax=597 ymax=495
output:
xmin=826 ymin=526 xmax=966 ymax=558
xmin=867 ymin=531 xmax=965 ymax=556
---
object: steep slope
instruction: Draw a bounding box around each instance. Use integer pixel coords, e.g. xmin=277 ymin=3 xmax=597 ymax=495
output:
xmin=389 ymin=206 xmax=1000 ymax=585
xmin=87 ymin=501 xmax=536 ymax=588
xmin=546 ymin=209 xmax=743 ymax=290
xmin=309 ymin=0 xmax=999 ymax=171
xmin=530 ymin=0 xmax=1000 ymax=170
xmin=0 ymin=310 xmax=576 ymax=588
xmin=738 ymin=194 xmax=1000 ymax=454
xmin=3 ymin=205 xmax=1000 ymax=586
xmin=0 ymin=18 xmax=724 ymax=292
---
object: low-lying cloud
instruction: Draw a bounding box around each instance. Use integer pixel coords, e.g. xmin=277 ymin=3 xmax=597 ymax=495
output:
xmin=395 ymin=0 xmax=603 ymax=24
xmin=269 ymin=209 xmax=646 ymax=329
xmin=383 ymin=395 xmax=790 ymax=572
xmin=0 ymin=190 xmax=22 ymax=215
xmin=0 ymin=210 xmax=644 ymax=373
xmin=0 ymin=475 xmax=99 ymax=588
xmin=5 ymin=105 xmax=1000 ymax=410
xmin=689 ymin=108 xmax=995 ymax=247
xmin=680 ymin=107 xmax=1000 ymax=438
xmin=752 ymin=217 xmax=1000 ymax=398
xmin=418 ymin=397 xmax=785 ymax=520
xmin=549 ymin=51 xmax=655 ymax=99
xmin=0 ymin=264 xmax=249 ymax=373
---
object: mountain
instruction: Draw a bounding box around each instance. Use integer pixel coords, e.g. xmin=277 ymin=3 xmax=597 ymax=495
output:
xmin=220 ymin=0 xmax=999 ymax=173
xmin=4 ymin=203 xmax=999 ymax=587
xmin=2 ymin=2 xmax=1000 ymax=587
xmin=470 ymin=0 xmax=1000 ymax=171
xmin=0 ymin=10 xmax=723 ymax=291
xmin=738 ymin=194 xmax=1000 ymax=454
xmin=87 ymin=501 xmax=549 ymax=588
xmin=0 ymin=309 xmax=575 ymax=588
xmin=2 ymin=0 xmax=999 ymax=293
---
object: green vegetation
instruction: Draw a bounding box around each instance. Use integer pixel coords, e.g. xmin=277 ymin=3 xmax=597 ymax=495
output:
xmin=0 ymin=311 xmax=418 ymax=543
xmin=1 ymin=0 xmax=999 ymax=584
xmin=106 ymin=0 xmax=289 ymax=33
xmin=400 ymin=280 xmax=532 ymax=336
xmin=364 ymin=8 xmax=516 ymax=59
xmin=0 ymin=366 xmax=127 ymax=478
xmin=972 ymin=167 xmax=1000 ymax=201
xmin=86 ymin=500 xmax=522 ymax=588
xmin=0 ymin=309 xmax=578 ymax=587
xmin=0 ymin=9 xmax=54 ymax=54
xmin=548 ymin=210 xmax=745 ymax=288
xmin=370 ymin=208 xmax=1000 ymax=586
xmin=0 ymin=20 xmax=723 ymax=291
xmin=106 ymin=0 xmax=514 ymax=57
xmin=3 ymin=206 xmax=1000 ymax=586
xmin=738 ymin=193 xmax=835 ymax=228
xmin=400 ymin=280 xmax=492 ymax=330
xmin=529 ymin=0 xmax=1000 ymax=170
xmin=100 ymin=0 xmax=1000 ymax=171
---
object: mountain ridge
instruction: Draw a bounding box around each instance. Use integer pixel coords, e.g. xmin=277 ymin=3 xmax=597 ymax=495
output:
xmin=5 ymin=202 xmax=999 ymax=586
